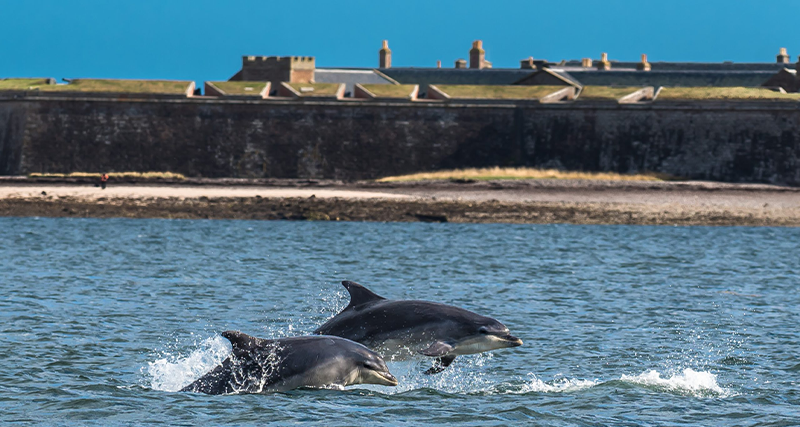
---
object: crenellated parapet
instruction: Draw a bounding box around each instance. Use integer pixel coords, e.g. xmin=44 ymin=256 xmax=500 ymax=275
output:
xmin=233 ymin=56 xmax=315 ymax=84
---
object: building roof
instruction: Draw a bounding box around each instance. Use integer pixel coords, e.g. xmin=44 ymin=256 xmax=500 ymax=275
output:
xmin=314 ymin=68 xmax=396 ymax=94
xmin=358 ymin=66 xmax=779 ymax=89
xmin=380 ymin=68 xmax=532 ymax=88
xmin=550 ymin=69 xmax=776 ymax=87
xmin=513 ymin=68 xmax=582 ymax=87
xmin=559 ymin=60 xmax=793 ymax=72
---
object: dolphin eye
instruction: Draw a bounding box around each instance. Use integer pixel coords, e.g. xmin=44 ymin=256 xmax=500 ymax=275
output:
xmin=479 ymin=327 xmax=489 ymax=334
xmin=363 ymin=361 xmax=378 ymax=370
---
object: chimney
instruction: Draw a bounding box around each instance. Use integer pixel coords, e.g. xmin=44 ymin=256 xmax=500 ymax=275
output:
xmin=520 ymin=57 xmax=535 ymax=69
xmin=636 ymin=54 xmax=651 ymax=71
xmin=581 ymin=58 xmax=592 ymax=68
xmin=469 ymin=40 xmax=486 ymax=69
xmin=455 ymin=58 xmax=467 ymax=69
xmin=379 ymin=40 xmax=392 ymax=68
xmin=596 ymin=52 xmax=611 ymax=70
xmin=436 ymin=60 xmax=441 ymax=68
xmin=777 ymin=47 xmax=790 ymax=64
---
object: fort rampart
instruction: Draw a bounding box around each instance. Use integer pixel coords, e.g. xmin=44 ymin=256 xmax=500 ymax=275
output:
xmin=1 ymin=96 xmax=799 ymax=185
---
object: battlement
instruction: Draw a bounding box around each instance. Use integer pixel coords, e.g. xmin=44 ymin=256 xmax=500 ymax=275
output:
xmin=233 ymin=55 xmax=315 ymax=83
xmin=243 ymin=56 xmax=315 ymax=65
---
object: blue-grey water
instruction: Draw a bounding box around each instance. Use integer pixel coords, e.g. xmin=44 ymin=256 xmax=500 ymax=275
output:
xmin=1 ymin=218 xmax=799 ymax=426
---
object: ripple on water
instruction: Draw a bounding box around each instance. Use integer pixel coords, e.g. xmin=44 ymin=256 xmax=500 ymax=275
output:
xmin=1 ymin=219 xmax=799 ymax=426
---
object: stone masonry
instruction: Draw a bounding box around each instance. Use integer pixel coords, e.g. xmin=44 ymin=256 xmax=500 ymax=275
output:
xmin=1 ymin=97 xmax=799 ymax=185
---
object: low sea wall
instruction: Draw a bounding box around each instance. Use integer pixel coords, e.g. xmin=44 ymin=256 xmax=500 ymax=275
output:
xmin=1 ymin=96 xmax=799 ymax=184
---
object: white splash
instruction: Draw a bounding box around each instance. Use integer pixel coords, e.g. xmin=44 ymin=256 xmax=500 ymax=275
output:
xmin=146 ymin=335 xmax=230 ymax=392
xmin=620 ymin=368 xmax=728 ymax=396
xmin=517 ymin=373 xmax=600 ymax=393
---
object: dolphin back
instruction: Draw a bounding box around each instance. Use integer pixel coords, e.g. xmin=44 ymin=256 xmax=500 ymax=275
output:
xmin=180 ymin=333 xmax=371 ymax=394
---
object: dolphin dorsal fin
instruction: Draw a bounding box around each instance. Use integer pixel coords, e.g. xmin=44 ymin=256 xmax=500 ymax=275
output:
xmin=221 ymin=330 xmax=272 ymax=359
xmin=342 ymin=281 xmax=385 ymax=309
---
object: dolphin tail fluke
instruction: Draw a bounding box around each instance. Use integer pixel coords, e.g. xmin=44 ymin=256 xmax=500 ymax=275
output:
xmin=424 ymin=355 xmax=456 ymax=375
xmin=342 ymin=281 xmax=386 ymax=309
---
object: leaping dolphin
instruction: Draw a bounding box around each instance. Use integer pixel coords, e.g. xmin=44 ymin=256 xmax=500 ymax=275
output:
xmin=314 ymin=281 xmax=523 ymax=374
xmin=180 ymin=331 xmax=398 ymax=394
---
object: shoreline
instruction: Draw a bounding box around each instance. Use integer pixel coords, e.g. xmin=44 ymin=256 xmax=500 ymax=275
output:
xmin=1 ymin=179 xmax=799 ymax=226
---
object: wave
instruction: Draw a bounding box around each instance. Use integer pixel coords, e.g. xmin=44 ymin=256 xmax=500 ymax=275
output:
xmin=515 ymin=374 xmax=600 ymax=393
xmin=619 ymin=368 xmax=730 ymax=397
xmin=143 ymin=335 xmax=731 ymax=398
xmin=146 ymin=335 xmax=230 ymax=392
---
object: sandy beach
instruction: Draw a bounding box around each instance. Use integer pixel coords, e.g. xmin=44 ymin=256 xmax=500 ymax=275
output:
xmin=1 ymin=178 xmax=799 ymax=226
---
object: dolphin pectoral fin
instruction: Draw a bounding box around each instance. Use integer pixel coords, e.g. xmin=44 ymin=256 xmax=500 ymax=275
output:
xmin=342 ymin=281 xmax=386 ymax=309
xmin=424 ymin=355 xmax=456 ymax=375
xmin=418 ymin=341 xmax=453 ymax=357
xmin=221 ymin=331 xmax=273 ymax=358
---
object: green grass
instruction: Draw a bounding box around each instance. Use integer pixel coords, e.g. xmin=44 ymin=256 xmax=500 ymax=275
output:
xmin=361 ymin=84 xmax=416 ymax=98
xmin=286 ymin=83 xmax=341 ymax=96
xmin=657 ymin=87 xmax=800 ymax=101
xmin=18 ymin=79 xmax=192 ymax=94
xmin=0 ymin=78 xmax=53 ymax=90
xmin=210 ymin=81 xmax=268 ymax=95
xmin=434 ymin=85 xmax=565 ymax=100
xmin=28 ymin=171 xmax=186 ymax=179
xmin=377 ymin=167 xmax=678 ymax=182
xmin=578 ymin=86 xmax=647 ymax=101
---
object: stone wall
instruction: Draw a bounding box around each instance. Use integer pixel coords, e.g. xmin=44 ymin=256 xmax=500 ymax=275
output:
xmin=234 ymin=56 xmax=315 ymax=84
xmin=0 ymin=102 xmax=26 ymax=175
xmin=1 ymin=97 xmax=799 ymax=185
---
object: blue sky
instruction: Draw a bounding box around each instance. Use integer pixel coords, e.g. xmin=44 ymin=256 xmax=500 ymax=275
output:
xmin=1 ymin=0 xmax=798 ymax=83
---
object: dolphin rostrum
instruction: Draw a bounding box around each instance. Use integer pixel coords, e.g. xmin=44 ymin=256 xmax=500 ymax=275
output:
xmin=180 ymin=331 xmax=398 ymax=394
xmin=314 ymin=281 xmax=523 ymax=374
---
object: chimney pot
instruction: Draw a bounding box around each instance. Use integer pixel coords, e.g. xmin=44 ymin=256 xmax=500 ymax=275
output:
xmin=778 ymin=47 xmax=790 ymax=64
xmin=637 ymin=53 xmax=651 ymax=71
xmin=379 ymin=40 xmax=392 ymax=68
xmin=469 ymin=40 xmax=487 ymax=69
xmin=597 ymin=52 xmax=611 ymax=70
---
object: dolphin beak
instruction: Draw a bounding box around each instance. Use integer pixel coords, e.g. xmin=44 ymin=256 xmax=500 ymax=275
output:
xmin=378 ymin=371 xmax=398 ymax=386
xmin=501 ymin=334 xmax=523 ymax=347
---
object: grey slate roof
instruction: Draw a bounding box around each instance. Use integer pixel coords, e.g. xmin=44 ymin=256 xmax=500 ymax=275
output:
xmin=380 ymin=68 xmax=532 ymax=87
xmin=559 ymin=60 xmax=793 ymax=72
xmin=553 ymin=69 xmax=776 ymax=87
xmin=314 ymin=68 xmax=395 ymax=94
xmin=317 ymin=63 xmax=781 ymax=92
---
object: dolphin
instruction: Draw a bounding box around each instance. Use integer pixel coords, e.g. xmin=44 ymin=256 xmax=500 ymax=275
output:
xmin=314 ymin=281 xmax=523 ymax=374
xmin=180 ymin=331 xmax=398 ymax=394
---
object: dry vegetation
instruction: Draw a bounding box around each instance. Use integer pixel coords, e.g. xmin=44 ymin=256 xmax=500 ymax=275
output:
xmin=434 ymin=85 xmax=564 ymax=99
xmin=2 ymin=79 xmax=191 ymax=94
xmin=578 ymin=86 xmax=646 ymax=101
xmin=0 ymin=78 xmax=53 ymax=89
xmin=210 ymin=81 xmax=268 ymax=95
xmin=657 ymin=87 xmax=800 ymax=101
xmin=377 ymin=167 xmax=677 ymax=182
xmin=286 ymin=83 xmax=341 ymax=96
xmin=360 ymin=84 xmax=417 ymax=98
xmin=28 ymin=172 xmax=186 ymax=179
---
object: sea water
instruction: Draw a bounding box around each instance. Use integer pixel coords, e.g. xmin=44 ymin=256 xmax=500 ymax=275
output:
xmin=1 ymin=218 xmax=798 ymax=425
